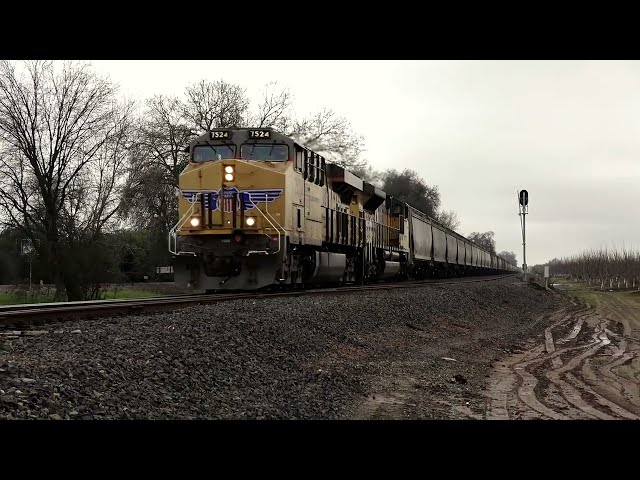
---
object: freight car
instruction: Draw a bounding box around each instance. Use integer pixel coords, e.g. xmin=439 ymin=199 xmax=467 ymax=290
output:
xmin=169 ymin=127 xmax=518 ymax=291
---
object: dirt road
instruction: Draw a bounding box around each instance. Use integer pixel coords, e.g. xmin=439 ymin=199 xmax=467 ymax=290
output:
xmin=484 ymin=284 xmax=640 ymax=420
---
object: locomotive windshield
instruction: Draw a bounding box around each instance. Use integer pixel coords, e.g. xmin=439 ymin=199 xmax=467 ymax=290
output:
xmin=240 ymin=144 xmax=289 ymax=161
xmin=193 ymin=144 xmax=235 ymax=163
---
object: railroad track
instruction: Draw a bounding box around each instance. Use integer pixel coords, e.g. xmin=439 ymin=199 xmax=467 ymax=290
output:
xmin=0 ymin=274 xmax=517 ymax=327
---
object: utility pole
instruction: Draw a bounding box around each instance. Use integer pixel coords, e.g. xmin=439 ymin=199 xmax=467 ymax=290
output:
xmin=518 ymin=190 xmax=528 ymax=281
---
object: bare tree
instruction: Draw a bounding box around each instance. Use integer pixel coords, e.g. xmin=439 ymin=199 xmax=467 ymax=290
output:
xmin=350 ymin=164 xmax=383 ymax=186
xmin=0 ymin=60 xmax=131 ymax=300
xmin=121 ymin=96 xmax=193 ymax=237
xmin=436 ymin=209 xmax=460 ymax=231
xmin=64 ymin=106 xmax=133 ymax=239
xmin=181 ymin=79 xmax=367 ymax=170
xmin=467 ymin=231 xmax=496 ymax=255
xmin=250 ymin=81 xmax=293 ymax=131
xmin=381 ymin=169 xmax=441 ymax=218
xmin=548 ymin=246 xmax=640 ymax=291
xmin=183 ymin=80 xmax=249 ymax=132
xmin=287 ymin=108 xmax=366 ymax=170
xmin=498 ymin=250 xmax=517 ymax=266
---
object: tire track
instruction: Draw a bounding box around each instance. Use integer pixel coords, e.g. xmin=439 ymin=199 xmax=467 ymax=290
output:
xmin=484 ymin=291 xmax=640 ymax=420
xmin=485 ymin=308 xmax=574 ymax=419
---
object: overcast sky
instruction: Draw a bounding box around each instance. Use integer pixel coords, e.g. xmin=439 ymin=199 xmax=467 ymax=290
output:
xmin=91 ymin=60 xmax=640 ymax=266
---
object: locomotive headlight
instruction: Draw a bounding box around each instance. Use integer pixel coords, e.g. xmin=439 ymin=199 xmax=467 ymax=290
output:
xmin=224 ymin=165 xmax=234 ymax=182
xmin=245 ymin=217 xmax=256 ymax=227
xmin=190 ymin=217 xmax=200 ymax=227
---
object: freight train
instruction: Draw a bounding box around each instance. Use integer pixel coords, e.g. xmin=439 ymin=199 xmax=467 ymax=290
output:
xmin=169 ymin=127 xmax=519 ymax=291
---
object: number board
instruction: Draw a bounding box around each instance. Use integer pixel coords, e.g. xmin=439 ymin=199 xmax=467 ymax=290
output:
xmin=248 ymin=129 xmax=271 ymax=138
xmin=210 ymin=130 xmax=230 ymax=139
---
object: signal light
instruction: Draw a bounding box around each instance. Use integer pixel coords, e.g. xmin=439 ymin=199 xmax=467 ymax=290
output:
xmin=519 ymin=189 xmax=528 ymax=206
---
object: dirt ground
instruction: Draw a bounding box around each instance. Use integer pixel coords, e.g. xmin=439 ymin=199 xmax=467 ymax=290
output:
xmin=351 ymin=281 xmax=640 ymax=420
xmin=484 ymin=283 xmax=640 ymax=420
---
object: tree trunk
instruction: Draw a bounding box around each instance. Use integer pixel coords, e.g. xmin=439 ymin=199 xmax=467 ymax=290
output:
xmin=60 ymin=246 xmax=84 ymax=301
xmin=64 ymin=275 xmax=84 ymax=301
xmin=47 ymin=231 xmax=67 ymax=302
xmin=53 ymin=272 xmax=66 ymax=301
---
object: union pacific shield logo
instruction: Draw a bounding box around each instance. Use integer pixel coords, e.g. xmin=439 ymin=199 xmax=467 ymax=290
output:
xmin=181 ymin=187 xmax=283 ymax=213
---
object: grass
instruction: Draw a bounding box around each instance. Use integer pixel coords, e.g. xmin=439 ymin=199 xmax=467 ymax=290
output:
xmin=568 ymin=284 xmax=602 ymax=308
xmin=0 ymin=291 xmax=56 ymax=305
xmin=555 ymin=280 xmax=640 ymax=307
xmin=0 ymin=288 xmax=162 ymax=305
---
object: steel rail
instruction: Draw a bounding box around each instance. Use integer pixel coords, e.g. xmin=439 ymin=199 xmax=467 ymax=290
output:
xmin=0 ymin=274 xmax=516 ymax=327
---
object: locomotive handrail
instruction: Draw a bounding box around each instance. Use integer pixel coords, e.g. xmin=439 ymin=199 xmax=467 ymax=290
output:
xmin=263 ymin=195 xmax=287 ymax=254
xmin=169 ymin=192 xmax=201 ymax=256
xmin=245 ymin=194 xmax=285 ymax=255
xmin=263 ymin=195 xmax=287 ymax=237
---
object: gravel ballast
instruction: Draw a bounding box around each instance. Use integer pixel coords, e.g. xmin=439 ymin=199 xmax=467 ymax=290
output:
xmin=0 ymin=277 xmax=564 ymax=419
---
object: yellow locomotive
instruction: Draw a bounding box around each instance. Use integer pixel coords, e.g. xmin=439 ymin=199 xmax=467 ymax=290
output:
xmin=170 ymin=127 xmax=517 ymax=291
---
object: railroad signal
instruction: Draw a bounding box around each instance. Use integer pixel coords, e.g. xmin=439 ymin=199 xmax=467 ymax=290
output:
xmin=519 ymin=189 xmax=528 ymax=207
xmin=517 ymin=190 xmax=529 ymax=281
